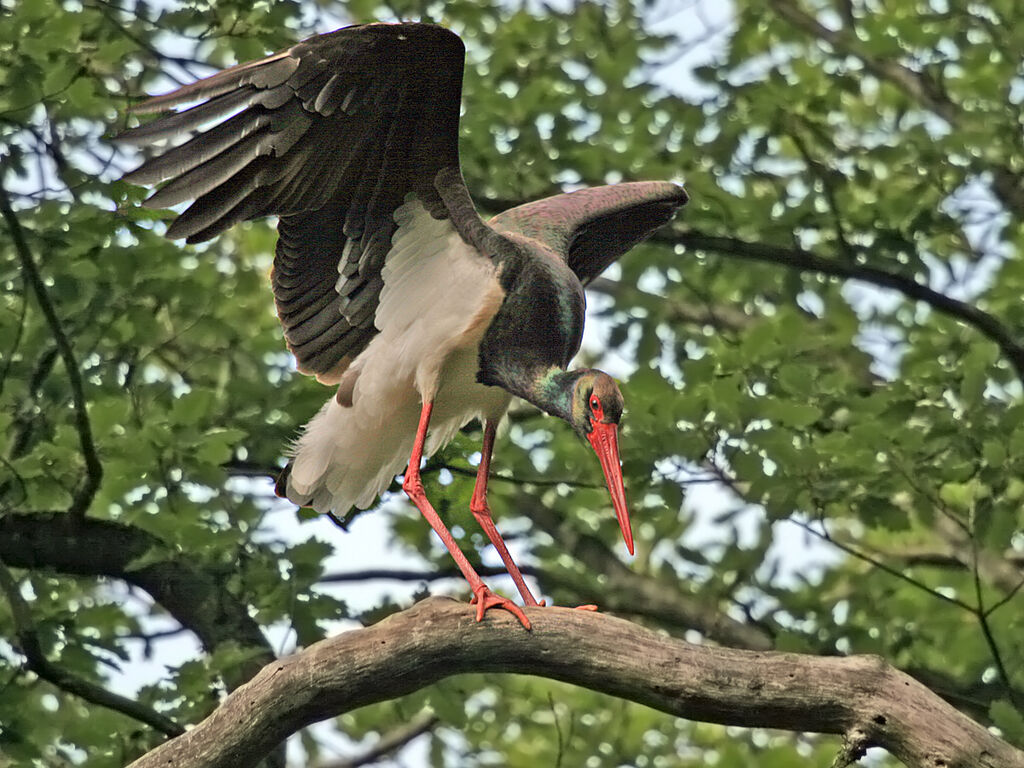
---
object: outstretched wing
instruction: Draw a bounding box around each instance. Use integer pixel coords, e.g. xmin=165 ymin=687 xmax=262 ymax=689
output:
xmin=488 ymin=182 xmax=688 ymax=285
xmin=118 ymin=22 xmax=484 ymax=383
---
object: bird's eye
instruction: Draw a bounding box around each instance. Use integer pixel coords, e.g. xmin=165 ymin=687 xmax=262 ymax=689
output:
xmin=590 ymin=396 xmax=600 ymax=411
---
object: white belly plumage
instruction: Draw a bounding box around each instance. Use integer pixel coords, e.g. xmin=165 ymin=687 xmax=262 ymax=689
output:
xmin=284 ymin=200 xmax=512 ymax=514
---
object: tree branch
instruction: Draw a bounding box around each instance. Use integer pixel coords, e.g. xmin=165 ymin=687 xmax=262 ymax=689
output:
xmin=515 ymin=494 xmax=775 ymax=650
xmin=127 ymin=596 xmax=1024 ymax=768
xmin=0 ymin=184 xmax=103 ymax=516
xmin=766 ymin=0 xmax=1024 ymax=214
xmin=316 ymin=711 xmax=439 ymax=768
xmin=0 ymin=512 xmax=287 ymax=767
xmin=0 ymin=563 xmax=184 ymax=737
xmin=0 ymin=512 xmax=274 ymax=686
xmin=485 ymin=191 xmax=1024 ymax=381
xmin=321 ymin=564 xmax=534 ymax=584
xmin=587 ymin=276 xmax=753 ymax=331
xmin=767 ymin=0 xmax=956 ymax=122
xmin=870 ymin=537 xmax=1024 ymax=599
xmin=666 ymin=228 xmax=1024 ymax=381
xmin=320 ymin=559 xmax=773 ymax=649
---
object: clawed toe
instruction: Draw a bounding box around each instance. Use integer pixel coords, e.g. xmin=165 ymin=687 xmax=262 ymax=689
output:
xmin=470 ymin=586 xmax=531 ymax=630
xmin=464 ymin=588 xmax=599 ymax=629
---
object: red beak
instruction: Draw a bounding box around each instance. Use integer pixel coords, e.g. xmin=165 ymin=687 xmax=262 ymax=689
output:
xmin=587 ymin=421 xmax=634 ymax=555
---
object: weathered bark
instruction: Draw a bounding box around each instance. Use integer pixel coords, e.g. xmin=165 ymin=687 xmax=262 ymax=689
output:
xmin=129 ymin=596 xmax=1023 ymax=768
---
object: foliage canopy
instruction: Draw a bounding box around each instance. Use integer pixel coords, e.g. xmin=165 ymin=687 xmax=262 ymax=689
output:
xmin=1 ymin=0 xmax=1022 ymax=765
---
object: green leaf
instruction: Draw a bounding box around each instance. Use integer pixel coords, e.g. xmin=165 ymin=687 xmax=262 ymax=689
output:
xmin=990 ymin=700 xmax=1024 ymax=749
xmin=762 ymin=398 xmax=821 ymax=428
xmin=982 ymin=439 xmax=1007 ymax=466
xmin=122 ymin=546 xmax=169 ymax=573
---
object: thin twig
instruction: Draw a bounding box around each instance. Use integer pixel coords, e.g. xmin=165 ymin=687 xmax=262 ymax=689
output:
xmin=970 ymin=528 xmax=1017 ymax=706
xmin=704 ymin=459 xmax=977 ymax=613
xmin=316 ymin=711 xmax=439 ymax=768
xmin=666 ymin=228 xmax=1024 ymax=382
xmin=0 ymin=563 xmax=183 ymax=737
xmin=785 ymin=516 xmax=975 ymax=612
xmin=321 ymin=564 xmax=537 ymax=584
xmin=0 ymin=183 xmax=103 ymax=516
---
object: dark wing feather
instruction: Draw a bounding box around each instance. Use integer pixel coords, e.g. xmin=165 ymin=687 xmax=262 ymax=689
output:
xmin=117 ymin=22 xmax=473 ymax=382
xmin=488 ymin=181 xmax=688 ymax=285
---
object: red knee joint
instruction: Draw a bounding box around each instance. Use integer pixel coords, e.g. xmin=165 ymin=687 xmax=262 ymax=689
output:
xmin=402 ymin=474 xmax=424 ymax=498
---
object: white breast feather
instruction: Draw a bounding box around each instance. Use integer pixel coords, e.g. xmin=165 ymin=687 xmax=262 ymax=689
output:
xmin=286 ymin=199 xmax=511 ymax=516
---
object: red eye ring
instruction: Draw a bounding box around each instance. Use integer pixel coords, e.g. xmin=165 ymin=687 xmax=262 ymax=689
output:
xmin=590 ymin=396 xmax=600 ymax=411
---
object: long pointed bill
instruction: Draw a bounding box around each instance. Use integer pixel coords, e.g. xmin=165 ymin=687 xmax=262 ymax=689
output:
xmin=587 ymin=422 xmax=634 ymax=555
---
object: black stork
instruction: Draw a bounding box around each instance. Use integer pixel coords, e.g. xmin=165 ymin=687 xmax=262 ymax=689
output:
xmin=118 ymin=22 xmax=688 ymax=629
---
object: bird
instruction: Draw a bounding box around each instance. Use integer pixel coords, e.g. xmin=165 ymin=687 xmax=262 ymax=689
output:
xmin=117 ymin=21 xmax=688 ymax=630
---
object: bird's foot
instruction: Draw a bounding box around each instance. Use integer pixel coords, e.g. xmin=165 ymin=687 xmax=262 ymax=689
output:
xmin=470 ymin=585 xmax=531 ymax=630
xmin=527 ymin=599 xmax=598 ymax=611
xmin=542 ymin=602 xmax=598 ymax=611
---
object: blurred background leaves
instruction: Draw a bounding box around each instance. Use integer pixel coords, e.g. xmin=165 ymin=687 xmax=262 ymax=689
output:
xmin=0 ymin=0 xmax=1021 ymax=765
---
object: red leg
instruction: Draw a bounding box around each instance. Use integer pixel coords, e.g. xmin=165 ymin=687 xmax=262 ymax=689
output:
xmin=471 ymin=420 xmax=597 ymax=613
xmin=402 ymin=401 xmax=530 ymax=630
xmin=471 ymin=420 xmax=545 ymax=607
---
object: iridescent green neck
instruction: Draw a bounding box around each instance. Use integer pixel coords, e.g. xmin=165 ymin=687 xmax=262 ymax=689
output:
xmin=523 ymin=367 xmax=589 ymax=433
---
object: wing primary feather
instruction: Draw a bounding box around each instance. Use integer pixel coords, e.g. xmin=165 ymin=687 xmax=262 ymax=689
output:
xmin=144 ymin=132 xmax=268 ymax=210
xmin=170 ymin=169 xmax=265 ymax=240
xmin=147 ymin=101 xmax=312 ymax=213
xmin=118 ymin=87 xmax=260 ymax=145
xmin=124 ymin=110 xmax=273 ymax=186
xmin=315 ymin=73 xmax=346 ymax=114
xmin=121 ymin=22 xmax=472 ymax=383
xmin=128 ymin=51 xmax=298 ymax=114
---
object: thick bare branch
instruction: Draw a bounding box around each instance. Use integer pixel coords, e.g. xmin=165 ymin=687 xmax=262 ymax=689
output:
xmin=516 ymin=494 xmax=775 ymax=650
xmin=127 ymin=596 xmax=1023 ymax=768
xmin=0 ymin=512 xmax=274 ymax=685
xmin=320 ymin=556 xmax=774 ymax=650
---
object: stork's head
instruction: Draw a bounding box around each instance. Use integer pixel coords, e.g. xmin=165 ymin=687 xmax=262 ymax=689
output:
xmin=569 ymin=370 xmax=633 ymax=555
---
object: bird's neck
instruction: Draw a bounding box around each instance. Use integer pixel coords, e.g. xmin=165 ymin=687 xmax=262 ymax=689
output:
xmin=503 ymin=365 xmax=585 ymax=425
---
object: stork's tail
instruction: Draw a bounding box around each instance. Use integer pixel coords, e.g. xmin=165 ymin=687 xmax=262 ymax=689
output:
xmin=274 ymin=463 xmax=354 ymax=530
xmin=276 ymin=396 xmax=417 ymax=522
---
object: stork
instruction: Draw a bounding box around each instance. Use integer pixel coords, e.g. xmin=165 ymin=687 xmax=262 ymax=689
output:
xmin=118 ymin=22 xmax=688 ymax=629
